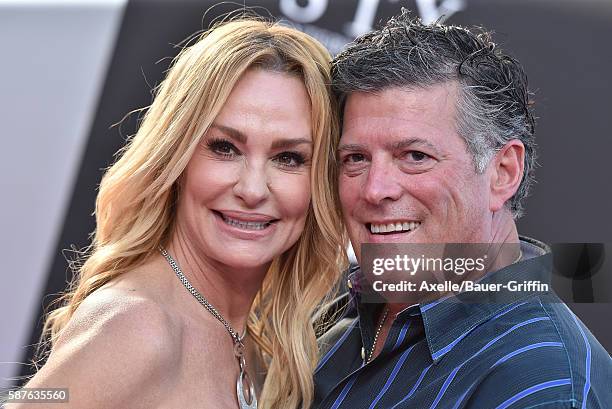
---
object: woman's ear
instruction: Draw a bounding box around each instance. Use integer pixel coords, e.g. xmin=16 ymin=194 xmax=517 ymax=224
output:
xmin=489 ymin=140 xmax=525 ymax=212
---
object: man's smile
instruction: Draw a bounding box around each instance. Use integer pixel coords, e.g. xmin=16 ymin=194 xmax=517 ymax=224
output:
xmin=367 ymin=220 xmax=421 ymax=234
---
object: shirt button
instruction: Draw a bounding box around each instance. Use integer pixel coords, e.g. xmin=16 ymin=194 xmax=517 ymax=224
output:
xmin=360 ymin=347 xmax=365 ymax=360
xmin=347 ymin=279 xmax=353 ymax=289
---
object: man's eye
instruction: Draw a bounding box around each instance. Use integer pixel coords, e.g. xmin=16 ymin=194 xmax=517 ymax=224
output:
xmin=275 ymin=152 xmax=306 ymax=168
xmin=406 ymin=151 xmax=429 ymax=162
xmin=398 ymin=150 xmax=436 ymax=174
xmin=343 ymin=153 xmax=366 ymax=163
xmin=207 ymin=138 xmax=238 ymax=157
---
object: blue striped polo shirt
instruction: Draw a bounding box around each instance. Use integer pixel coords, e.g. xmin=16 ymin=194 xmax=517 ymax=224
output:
xmin=313 ymin=237 xmax=612 ymax=408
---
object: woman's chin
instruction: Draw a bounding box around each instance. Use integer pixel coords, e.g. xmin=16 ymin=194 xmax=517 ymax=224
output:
xmin=219 ymin=255 xmax=274 ymax=273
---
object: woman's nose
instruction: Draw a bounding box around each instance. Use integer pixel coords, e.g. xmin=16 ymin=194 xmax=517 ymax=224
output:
xmin=232 ymin=161 xmax=271 ymax=208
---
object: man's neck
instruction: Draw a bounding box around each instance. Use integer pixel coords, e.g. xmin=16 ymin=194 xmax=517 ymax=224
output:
xmin=382 ymin=213 xmax=521 ymax=320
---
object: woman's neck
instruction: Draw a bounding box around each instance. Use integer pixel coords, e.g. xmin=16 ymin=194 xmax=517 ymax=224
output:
xmin=165 ymin=228 xmax=270 ymax=333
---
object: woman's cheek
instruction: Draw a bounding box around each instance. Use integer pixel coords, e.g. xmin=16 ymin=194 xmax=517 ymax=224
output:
xmin=274 ymin=171 xmax=311 ymax=218
xmin=189 ymin=159 xmax=240 ymax=192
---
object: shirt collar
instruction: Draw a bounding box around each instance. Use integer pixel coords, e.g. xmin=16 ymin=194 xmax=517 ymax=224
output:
xmin=349 ymin=236 xmax=552 ymax=363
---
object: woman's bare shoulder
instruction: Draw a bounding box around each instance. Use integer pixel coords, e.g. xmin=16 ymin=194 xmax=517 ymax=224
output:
xmin=59 ymin=283 xmax=179 ymax=350
xmin=21 ymin=281 xmax=181 ymax=408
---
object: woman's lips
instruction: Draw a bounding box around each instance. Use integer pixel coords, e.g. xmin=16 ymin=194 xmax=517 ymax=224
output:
xmin=212 ymin=210 xmax=278 ymax=238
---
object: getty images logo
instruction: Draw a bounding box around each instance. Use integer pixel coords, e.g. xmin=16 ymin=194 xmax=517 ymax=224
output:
xmin=279 ymin=0 xmax=467 ymax=37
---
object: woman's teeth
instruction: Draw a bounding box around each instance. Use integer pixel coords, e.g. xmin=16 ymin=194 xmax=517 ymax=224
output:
xmin=221 ymin=214 xmax=271 ymax=230
xmin=370 ymin=221 xmax=420 ymax=234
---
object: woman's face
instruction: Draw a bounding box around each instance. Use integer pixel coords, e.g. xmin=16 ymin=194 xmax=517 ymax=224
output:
xmin=176 ymin=69 xmax=313 ymax=271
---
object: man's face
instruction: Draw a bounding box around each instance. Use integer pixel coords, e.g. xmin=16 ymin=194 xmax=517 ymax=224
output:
xmin=338 ymin=82 xmax=495 ymax=261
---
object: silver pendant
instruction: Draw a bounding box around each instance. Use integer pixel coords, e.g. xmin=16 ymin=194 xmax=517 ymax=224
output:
xmin=236 ymin=366 xmax=257 ymax=409
xmin=235 ymin=340 xmax=257 ymax=409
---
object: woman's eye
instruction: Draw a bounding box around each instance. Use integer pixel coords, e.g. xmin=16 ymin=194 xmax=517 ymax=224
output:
xmin=207 ymin=139 xmax=239 ymax=157
xmin=275 ymin=152 xmax=306 ymax=168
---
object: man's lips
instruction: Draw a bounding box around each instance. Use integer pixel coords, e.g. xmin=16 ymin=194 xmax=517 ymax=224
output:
xmin=366 ymin=220 xmax=421 ymax=235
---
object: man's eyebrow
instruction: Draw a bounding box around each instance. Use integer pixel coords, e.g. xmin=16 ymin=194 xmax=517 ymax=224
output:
xmin=338 ymin=138 xmax=440 ymax=154
xmin=210 ymin=123 xmax=247 ymax=144
xmin=388 ymin=138 xmax=440 ymax=154
xmin=337 ymin=143 xmax=365 ymax=153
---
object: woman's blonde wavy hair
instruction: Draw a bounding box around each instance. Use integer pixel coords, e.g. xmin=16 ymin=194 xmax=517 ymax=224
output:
xmin=40 ymin=17 xmax=347 ymax=409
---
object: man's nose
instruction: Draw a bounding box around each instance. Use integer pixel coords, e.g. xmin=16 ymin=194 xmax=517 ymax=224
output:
xmin=362 ymin=159 xmax=403 ymax=205
xmin=233 ymin=160 xmax=270 ymax=208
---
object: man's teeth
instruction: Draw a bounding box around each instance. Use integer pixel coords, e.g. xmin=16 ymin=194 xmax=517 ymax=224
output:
xmin=222 ymin=214 xmax=270 ymax=230
xmin=370 ymin=221 xmax=420 ymax=234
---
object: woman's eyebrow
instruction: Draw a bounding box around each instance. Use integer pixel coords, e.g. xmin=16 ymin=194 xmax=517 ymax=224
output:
xmin=210 ymin=123 xmax=311 ymax=150
xmin=210 ymin=123 xmax=247 ymax=144
xmin=271 ymin=138 xmax=312 ymax=150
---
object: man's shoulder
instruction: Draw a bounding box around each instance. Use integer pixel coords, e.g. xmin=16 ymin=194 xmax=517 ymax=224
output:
xmin=466 ymin=297 xmax=611 ymax=408
xmin=538 ymin=300 xmax=612 ymax=404
xmin=481 ymin=296 xmax=610 ymax=368
xmin=536 ymin=297 xmax=610 ymax=361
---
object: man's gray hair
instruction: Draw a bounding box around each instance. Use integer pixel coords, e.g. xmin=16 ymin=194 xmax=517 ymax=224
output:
xmin=331 ymin=10 xmax=536 ymax=218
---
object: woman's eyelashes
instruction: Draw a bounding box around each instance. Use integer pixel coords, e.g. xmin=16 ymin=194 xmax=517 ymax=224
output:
xmin=274 ymin=151 xmax=308 ymax=168
xmin=206 ymin=137 xmax=309 ymax=168
xmin=207 ymin=138 xmax=239 ymax=158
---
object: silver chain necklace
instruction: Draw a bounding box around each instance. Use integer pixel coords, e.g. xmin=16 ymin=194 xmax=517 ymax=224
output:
xmin=362 ymin=307 xmax=389 ymax=364
xmin=160 ymin=247 xmax=257 ymax=409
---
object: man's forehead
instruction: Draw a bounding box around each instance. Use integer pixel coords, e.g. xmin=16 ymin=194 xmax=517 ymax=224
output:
xmin=341 ymin=83 xmax=459 ymax=134
xmin=341 ymin=115 xmax=423 ymax=135
xmin=342 ymin=82 xmax=459 ymax=115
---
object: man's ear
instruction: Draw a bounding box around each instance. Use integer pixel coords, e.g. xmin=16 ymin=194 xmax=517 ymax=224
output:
xmin=489 ymin=140 xmax=525 ymax=212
